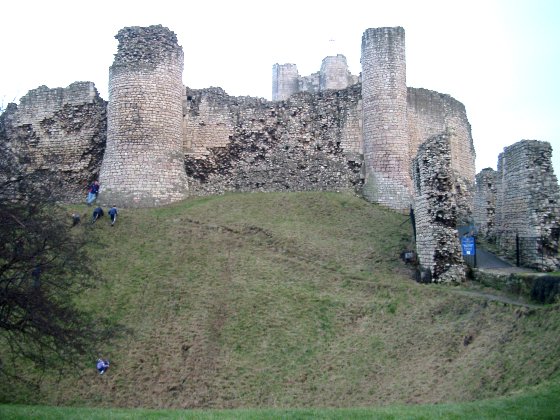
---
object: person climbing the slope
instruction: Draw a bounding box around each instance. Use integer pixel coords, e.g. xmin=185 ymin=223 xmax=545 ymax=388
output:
xmin=96 ymin=358 xmax=110 ymax=375
xmin=71 ymin=212 xmax=81 ymax=227
xmin=86 ymin=180 xmax=100 ymax=206
xmin=91 ymin=207 xmax=104 ymax=224
xmin=108 ymin=205 xmax=118 ymax=226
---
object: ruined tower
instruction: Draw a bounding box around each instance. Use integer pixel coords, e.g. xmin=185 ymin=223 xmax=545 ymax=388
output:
xmin=361 ymin=27 xmax=411 ymax=210
xmin=319 ymin=55 xmax=355 ymax=91
xmin=272 ymin=64 xmax=299 ymax=101
xmin=99 ymin=25 xmax=188 ymax=207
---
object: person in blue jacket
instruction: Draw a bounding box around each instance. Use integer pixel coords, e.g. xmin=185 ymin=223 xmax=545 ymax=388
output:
xmin=86 ymin=180 xmax=100 ymax=206
xmin=96 ymin=358 xmax=110 ymax=375
xmin=108 ymin=205 xmax=118 ymax=226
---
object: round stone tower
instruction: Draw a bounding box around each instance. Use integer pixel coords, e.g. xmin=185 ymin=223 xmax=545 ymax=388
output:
xmin=361 ymin=27 xmax=412 ymax=210
xmin=99 ymin=25 xmax=188 ymax=208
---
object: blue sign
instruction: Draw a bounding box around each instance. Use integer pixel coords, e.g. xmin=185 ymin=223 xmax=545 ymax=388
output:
xmin=461 ymin=236 xmax=476 ymax=256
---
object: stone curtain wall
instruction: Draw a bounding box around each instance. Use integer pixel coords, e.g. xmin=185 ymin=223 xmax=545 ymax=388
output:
xmin=361 ymin=27 xmax=412 ymax=211
xmin=493 ymin=140 xmax=560 ymax=270
xmin=473 ymin=168 xmax=497 ymax=237
xmin=412 ymin=133 xmax=466 ymax=283
xmin=99 ymin=25 xmax=188 ymax=208
xmin=272 ymin=55 xmax=358 ymax=101
xmin=183 ymin=85 xmax=363 ymax=195
xmin=183 ymin=87 xmax=235 ymax=159
xmin=0 ymin=82 xmax=106 ymax=202
xmin=300 ymin=72 xmax=321 ymax=94
xmin=407 ymin=88 xmax=476 ymax=183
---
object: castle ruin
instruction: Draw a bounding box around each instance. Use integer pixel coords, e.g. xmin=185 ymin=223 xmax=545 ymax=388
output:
xmin=272 ymin=54 xmax=359 ymax=101
xmin=1 ymin=24 xmax=558 ymax=278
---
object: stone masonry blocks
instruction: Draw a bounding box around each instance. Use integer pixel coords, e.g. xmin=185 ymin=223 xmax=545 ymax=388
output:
xmin=492 ymin=140 xmax=560 ymax=270
xmin=361 ymin=27 xmax=412 ymax=210
xmin=413 ymin=132 xmax=466 ymax=283
xmin=100 ymin=25 xmax=188 ymax=208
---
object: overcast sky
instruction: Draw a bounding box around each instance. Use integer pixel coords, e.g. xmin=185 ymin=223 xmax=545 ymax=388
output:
xmin=1 ymin=0 xmax=558 ymax=176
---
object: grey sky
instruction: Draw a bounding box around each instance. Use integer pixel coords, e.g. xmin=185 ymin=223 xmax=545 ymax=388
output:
xmin=1 ymin=0 xmax=558 ymax=175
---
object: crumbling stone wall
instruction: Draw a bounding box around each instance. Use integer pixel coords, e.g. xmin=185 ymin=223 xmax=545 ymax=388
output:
xmin=0 ymin=82 xmax=106 ymax=202
xmin=272 ymin=55 xmax=358 ymax=101
xmin=183 ymin=85 xmax=363 ymax=195
xmin=361 ymin=27 xmax=412 ymax=211
xmin=492 ymin=140 xmax=560 ymax=270
xmin=99 ymin=25 xmax=188 ymax=208
xmin=407 ymin=87 xmax=476 ymax=222
xmin=412 ymin=132 xmax=466 ymax=283
xmin=473 ymin=168 xmax=497 ymax=237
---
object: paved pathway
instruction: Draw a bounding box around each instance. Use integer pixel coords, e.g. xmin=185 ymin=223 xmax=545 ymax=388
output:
xmin=460 ymin=248 xmax=541 ymax=308
xmin=477 ymin=248 xmax=514 ymax=269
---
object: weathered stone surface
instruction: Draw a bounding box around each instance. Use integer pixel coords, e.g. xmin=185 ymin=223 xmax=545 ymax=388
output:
xmin=412 ymin=132 xmax=466 ymax=283
xmin=0 ymin=82 xmax=106 ymax=202
xmin=272 ymin=55 xmax=358 ymax=101
xmin=361 ymin=27 xmax=412 ymax=211
xmin=99 ymin=25 xmax=188 ymax=208
xmin=407 ymin=87 xmax=476 ymax=189
xmin=491 ymin=140 xmax=560 ymax=270
xmin=183 ymin=85 xmax=364 ymax=195
xmin=473 ymin=168 xmax=497 ymax=237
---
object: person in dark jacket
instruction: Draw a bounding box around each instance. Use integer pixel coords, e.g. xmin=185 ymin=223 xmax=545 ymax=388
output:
xmin=71 ymin=212 xmax=81 ymax=227
xmin=91 ymin=207 xmax=104 ymax=224
xmin=108 ymin=206 xmax=118 ymax=226
xmin=86 ymin=180 xmax=100 ymax=206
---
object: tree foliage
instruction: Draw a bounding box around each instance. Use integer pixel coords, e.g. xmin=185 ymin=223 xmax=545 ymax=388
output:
xmin=0 ymin=133 xmax=117 ymax=380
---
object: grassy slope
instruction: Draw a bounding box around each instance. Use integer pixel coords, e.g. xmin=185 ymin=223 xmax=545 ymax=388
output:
xmin=2 ymin=192 xmax=559 ymax=411
xmin=2 ymin=381 xmax=560 ymax=419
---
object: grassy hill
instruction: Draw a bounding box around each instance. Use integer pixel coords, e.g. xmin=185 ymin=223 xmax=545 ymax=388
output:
xmin=2 ymin=191 xmax=559 ymax=411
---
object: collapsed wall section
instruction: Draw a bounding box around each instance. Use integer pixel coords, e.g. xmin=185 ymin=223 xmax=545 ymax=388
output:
xmin=100 ymin=25 xmax=188 ymax=208
xmin=407 ymin=88 xmax=476 ymax=223
xmin=361 ymin=27 xmax=412 ymax=210
xmin=183 ymin=85 xmax=363 ymax=195
xmin=493 ymin=140 xmax=560 ymax=270
xmin=0 ymin=82 xmax=106 ymax=202
xmin=412 ymin=132 xmax=466 ymax=283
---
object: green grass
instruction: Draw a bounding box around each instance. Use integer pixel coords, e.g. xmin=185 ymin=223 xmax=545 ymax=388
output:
xmin=1 ymin=191 xmax=559 ymax=414
xmin=2 ymin=381 xmax=560 ymax=418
